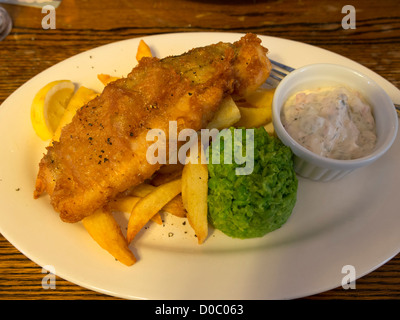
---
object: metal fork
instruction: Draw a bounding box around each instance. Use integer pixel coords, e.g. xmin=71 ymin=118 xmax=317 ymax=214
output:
xmin=268 ymin=59 xmax=400 ymax=117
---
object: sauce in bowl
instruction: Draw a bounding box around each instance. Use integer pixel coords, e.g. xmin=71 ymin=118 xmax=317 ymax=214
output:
xmin=281 ymin=86 xmax=377 ymax=160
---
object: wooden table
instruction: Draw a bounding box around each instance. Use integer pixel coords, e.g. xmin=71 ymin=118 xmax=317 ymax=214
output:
xmin=0 ymin=0 xmax=399 ymax=300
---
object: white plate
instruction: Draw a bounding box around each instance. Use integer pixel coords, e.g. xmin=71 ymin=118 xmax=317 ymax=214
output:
xmin=0 ymin=32 xmax=399 ymax=300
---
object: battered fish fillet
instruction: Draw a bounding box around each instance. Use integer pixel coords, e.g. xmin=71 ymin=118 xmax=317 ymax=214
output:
xmin=34 ymin=33 xmax=271 ymax=223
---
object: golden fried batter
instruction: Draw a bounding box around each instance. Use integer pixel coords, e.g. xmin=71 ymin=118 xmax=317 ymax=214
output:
xmin=34 ymin=33 xmax=271 ymax=223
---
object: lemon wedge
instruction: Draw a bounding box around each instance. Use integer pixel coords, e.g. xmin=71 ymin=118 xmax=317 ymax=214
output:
xmin=31 ymin=80 xmax=75 ymax=141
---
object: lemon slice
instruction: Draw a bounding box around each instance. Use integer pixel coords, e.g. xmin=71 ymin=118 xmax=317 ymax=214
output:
xmin=31 ymin=80 xmax=75 ymax=141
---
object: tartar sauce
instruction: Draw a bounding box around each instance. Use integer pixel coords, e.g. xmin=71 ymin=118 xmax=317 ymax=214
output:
xmin=281 ymin=86 xmax=377 ymax=160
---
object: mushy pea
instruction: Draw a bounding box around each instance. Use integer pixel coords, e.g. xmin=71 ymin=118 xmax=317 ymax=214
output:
xmin=207 ymin=127 xmax=298 ymax=239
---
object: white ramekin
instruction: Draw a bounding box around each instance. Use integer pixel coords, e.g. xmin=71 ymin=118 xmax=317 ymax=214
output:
xmin=272 ymin=63 xmax=398 ymax=182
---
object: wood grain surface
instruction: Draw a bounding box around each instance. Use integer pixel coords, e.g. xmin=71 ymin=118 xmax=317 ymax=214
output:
xmin=0 ymin=0 xmax=399 ymax=300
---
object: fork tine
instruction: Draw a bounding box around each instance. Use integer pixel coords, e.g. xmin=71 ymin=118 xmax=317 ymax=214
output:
xmin=395 ymin=103 xmax=400 ymax=117
xmin=269 ymin=72 xmax=283 ymax=82
xmin=267 ymin=59 xmax=296 ymax=86
xmin=269 ymin=59 xmax=296 ymax=72
xmin=271 ymin=68 xmax=287 ymax=78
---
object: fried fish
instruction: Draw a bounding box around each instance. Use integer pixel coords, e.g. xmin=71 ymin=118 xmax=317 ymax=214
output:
xmin=34 ymin=33 xmax=271 ymax=223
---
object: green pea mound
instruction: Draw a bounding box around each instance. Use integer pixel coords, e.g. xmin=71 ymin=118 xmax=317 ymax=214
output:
xmin=207 ymin=127 xmax=298 ymax=239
